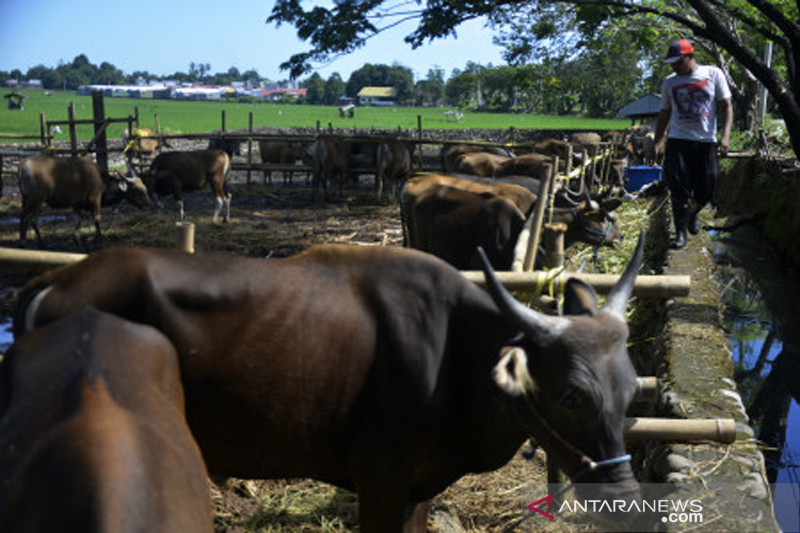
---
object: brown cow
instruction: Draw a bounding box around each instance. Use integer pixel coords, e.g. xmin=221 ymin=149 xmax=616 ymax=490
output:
xmin=401 ymin=173 xmax=537 ymax=269
xmin=0 ymin=308 xmax=213 ymax=532
xmin=258 ymin=139 xmax=310 ymax=185
xmin=376 ymin=139 xmax=412 ymax=200
xmin=440 ymin=143 xmax=512 ymax=172
xmin=311 ymin=137 xmax=349 ymax=201
xmin=144 ymin=149 xmax=231 ymax=223
xmin=496 ymin=153 xmax=565 ymax=178
xmin=18 ymin=155 xmax=151 ymax=246
xmin=453 ymin=151 xmax=511 ymax=177
xmin=402 ymin=174 xmax=621 ymax=270
xmin=14 ymin=239 xmax=645 ymax=531
xmin=571 ymin=132 xmax=604 ymax=156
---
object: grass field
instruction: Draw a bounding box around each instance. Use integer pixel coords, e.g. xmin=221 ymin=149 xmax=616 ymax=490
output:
xmin=0 ymin=89 xmax=629 ymax=142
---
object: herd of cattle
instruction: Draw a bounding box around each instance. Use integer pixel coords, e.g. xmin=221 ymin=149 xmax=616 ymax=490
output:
xmin=14 ymin=126 xmax=657 ymax=269
xmin=0 ymin=126 xmax=657 ymax=531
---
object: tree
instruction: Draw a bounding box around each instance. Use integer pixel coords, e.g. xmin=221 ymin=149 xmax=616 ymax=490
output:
xmin=345 ymin=63 xmax=414 ymax=103
xmin=324 ymin=73 xmax=346 ymax=105
xmin=303 ymin=72 xmax=326 ymax=104
xmin=415 ymin=67 xmax=445 ymax=106
xmin=268 ymin=0 xmax=800 ymax=157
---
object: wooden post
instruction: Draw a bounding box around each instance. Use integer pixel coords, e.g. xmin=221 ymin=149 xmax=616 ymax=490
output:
xmin=522 ymin=163 xmax=554 ymax=271
xmin=67 ymin=102 xmax=78 ymax=158
xmin=91 ymin=92 xmax=108 ymax=175
xmin=221 ymin=110 xmax=226 ymax=131
xmin=565 ymin=144 xmax=573 ymax=177
xmin=417 ymin=115 xmax=422 ymax=139
xmin=543 ymin=223 xmax=566 ymax=269
xmin=175 ymin=222 xmax=195 ymax=253
xmin=39 ymin=113 xmax=47 ymax=147
xmin=247 ymin=112 xmax=254 ymax=186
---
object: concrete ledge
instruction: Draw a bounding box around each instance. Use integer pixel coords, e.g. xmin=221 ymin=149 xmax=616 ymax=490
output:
xmin=654 ymin=210 xmax=779 ymax=532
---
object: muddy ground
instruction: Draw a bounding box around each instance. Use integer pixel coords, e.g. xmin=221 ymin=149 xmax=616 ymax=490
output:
xmin=0 ymin=142 xmax=649 ymax=532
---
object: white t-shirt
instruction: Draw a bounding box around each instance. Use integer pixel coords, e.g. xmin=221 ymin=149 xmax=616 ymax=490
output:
xmin=660 ymin=64 xmax=732 ymax=142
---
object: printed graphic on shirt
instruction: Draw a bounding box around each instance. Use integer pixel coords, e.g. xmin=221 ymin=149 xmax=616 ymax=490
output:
xmin=672 ymin=80 xmax=711 ymax=126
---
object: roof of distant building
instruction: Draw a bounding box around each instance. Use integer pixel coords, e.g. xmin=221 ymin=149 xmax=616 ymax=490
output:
xmin=357 ymin=87 xmax=397 ymax=98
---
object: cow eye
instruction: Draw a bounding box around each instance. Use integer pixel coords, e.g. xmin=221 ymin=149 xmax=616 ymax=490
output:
xmin=560 ymin=389 xmax=580 ymax=410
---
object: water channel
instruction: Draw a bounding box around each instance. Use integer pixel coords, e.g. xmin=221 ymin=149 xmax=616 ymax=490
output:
xmin=713 ymin=224 xmax=800 ymax=532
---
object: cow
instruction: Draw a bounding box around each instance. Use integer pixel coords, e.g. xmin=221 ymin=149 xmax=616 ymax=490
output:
xmin=0 ymin=308 xmax=213 ymax=532
xmin=258 ymin=139 xmax=310 ymax=185
xmin=143 ymin=149 xmax=231 ymax=223
xmin=453 ymin=151 xmax=511 ymax=177
xmin=208 ymin=129 xmax=243 ymax=158
xmin=571 ymin=131 xmax=603 ymax=155
xmin=401 ymin=174 xmax=621 ymax=270
xmin=18 ymin=155 xmax=151 ymax=246
xmin=496 ymin=153 xmax=566 ymax=179
xmin=440 ymin=143 xmax=513 ymax=172
xmin=13 ymin=237 xmax=646 ymax=532
xmin=402 ymin=176 xmax=534 ymax=269
xmin=376 ymin=139 xmax=412 ymax=200
xmin=311 ymin=137 xmax=349 ymax=201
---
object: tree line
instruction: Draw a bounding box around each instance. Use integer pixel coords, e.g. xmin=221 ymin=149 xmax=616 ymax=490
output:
xmin=2 ymin=51 xmax=660 ymax=118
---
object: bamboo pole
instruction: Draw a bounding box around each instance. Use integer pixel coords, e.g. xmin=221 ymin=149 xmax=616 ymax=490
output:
xmin=624 ymin=417 xmax=737 ymax=443
xmin=0 ymin=248 xmax=692 ymax=298
xmin=522 ymin=162 xmax=554 ymax=271
xmin=0 ymin=248 xmax=87 ymax=271
xmin=461 ymin=270 xmax=691 ymax=298
xmin=633 ymin=376 xmax=658 ymax=403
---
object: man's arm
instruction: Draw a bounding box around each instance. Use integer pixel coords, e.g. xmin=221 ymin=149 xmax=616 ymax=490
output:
xmin=653 ymin=107 xmax=671 ymax=160
xmin=717 ymin=97 xmax=733 ymax=156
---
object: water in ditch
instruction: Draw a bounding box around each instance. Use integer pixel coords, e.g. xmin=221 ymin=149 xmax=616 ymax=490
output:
xmin=712 ymin=224 xmax=800 ymax=532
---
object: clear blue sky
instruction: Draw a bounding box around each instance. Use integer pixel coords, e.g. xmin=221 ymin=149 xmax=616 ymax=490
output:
xmin=0 ymin=0 xmax=506 ymax=83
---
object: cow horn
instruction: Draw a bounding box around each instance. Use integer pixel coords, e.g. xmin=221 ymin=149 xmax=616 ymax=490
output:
xmin=477 ymin=247 xmax=569 ymax=343
xmin=603 ymin=230 xmax=645 ymax=318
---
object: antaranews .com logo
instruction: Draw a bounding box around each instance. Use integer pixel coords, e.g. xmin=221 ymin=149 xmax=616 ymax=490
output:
xmin=529 ymin=494 xmax=704 ymax=525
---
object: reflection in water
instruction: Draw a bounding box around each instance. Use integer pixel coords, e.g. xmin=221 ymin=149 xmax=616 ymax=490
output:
xmin=714 ymin=224 xmax=800 ymax=530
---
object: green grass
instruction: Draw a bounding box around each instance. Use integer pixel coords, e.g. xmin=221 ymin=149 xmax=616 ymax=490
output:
xmin=0 ymin=89 xmax=629 ymax=142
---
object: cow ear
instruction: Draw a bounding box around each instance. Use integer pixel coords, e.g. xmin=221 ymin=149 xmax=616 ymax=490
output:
xmin=562 ymin=278 xmax=599 ymax=316
xmin=493 ymin=347 xmax=535 ymax=396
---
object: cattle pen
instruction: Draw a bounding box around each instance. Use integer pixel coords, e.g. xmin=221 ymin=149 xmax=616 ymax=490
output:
xmin=0 ymin=102 xmax=787 ymax=530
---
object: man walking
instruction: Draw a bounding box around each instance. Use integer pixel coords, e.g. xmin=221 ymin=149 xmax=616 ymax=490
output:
xmin=654 ymin=38 xmax=733 ymax=249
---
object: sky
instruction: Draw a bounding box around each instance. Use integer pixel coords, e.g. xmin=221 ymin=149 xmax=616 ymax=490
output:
xmin=0 ymin=0 xmax=507 ymax=83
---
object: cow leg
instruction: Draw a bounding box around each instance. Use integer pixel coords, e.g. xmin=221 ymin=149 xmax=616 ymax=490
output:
xmin=71 ymin=210 xmax=84 ymax=245
xmin=224 ymin=193 xmax=231 ymax=222
xmin=212 ymin=197 xmax=222 ymax=224
xmin=178 ymin=200 xmax=185 ymax=221
xmin=353 ymin=478 xmax=428 ymax=533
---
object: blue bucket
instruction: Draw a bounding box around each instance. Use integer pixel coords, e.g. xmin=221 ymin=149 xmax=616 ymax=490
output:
xmin=624 ymin=165 xmax=662 ymax=192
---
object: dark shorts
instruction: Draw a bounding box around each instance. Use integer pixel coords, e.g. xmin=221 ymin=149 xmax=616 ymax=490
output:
xmin=662 ymin=138 xmax=719 ymax=206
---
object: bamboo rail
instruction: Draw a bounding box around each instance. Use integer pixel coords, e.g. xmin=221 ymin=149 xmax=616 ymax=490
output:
xmin=0 ymin=248 xmax=691 ymax=298
xmin=462 ymin=270 xmax=691 ymax=298
xmin=624 ymin=417 xmax=738 ymax=443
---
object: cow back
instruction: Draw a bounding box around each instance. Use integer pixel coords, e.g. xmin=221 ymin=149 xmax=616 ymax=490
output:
xmin=0 ymin=308 xmax=213 ymax=532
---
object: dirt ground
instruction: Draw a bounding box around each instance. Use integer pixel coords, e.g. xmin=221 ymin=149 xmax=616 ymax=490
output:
xmin=0 ymin=142 xmax=647 ymax=532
